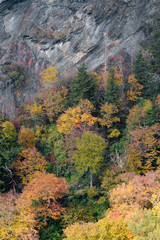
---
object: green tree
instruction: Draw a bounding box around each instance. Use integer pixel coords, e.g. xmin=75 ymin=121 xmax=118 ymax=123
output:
xmin=1 ymin=121 xmax=17 ymax=147
xmin=69 ymin=63 xmax=96 ymax=105
xmin=150 ymin=13 xmax=160 ymax=73
xmin=73 ymin=132 xmax=106 ymax=189
xmin=104 ymin=68 xmax=120 ymax=104
xmin=133 ymin=51 xmax=157 ymax=99
xmin=0 ymin=120 xmax=19 ymax=192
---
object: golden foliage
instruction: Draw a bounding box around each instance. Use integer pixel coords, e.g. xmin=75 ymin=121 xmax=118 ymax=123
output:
xmin=127 ymin=74 xmax=143 ymax=101
xmin=0 ymin=191 xmax=38 ymax=240
xmin=109 ymin=170 xmax=160 ymax=211
xmin=63 ymin=211 xmax=133 ymax=240
xmin=38 ymin=86 xmax=68 ymax=122
xmin=127 ymin=99 xmax=153 ymax=131
xmin=57 ymin=100 xmax=97 ymax=135
xmin=155 ymin=94 xmax=160 ymax=108
xmin=108 ymin=128 xmax=120 ymax=138
xmin=0 ymin=171 xmax=69 ymax=239
xmin=12 ymin=147 xmax=47 ymax=185
xmin=99 ymin=102 xmax=120 ymax=128
xmin=127 ymin=123 xmax=160 ymax=173
xmin=18 ymin=127 xmax=36 ymax=148
xmin=39 ymin=66 xmax=58 ymax=86
xmin=29 ymin=101 xmax=44 ymax=118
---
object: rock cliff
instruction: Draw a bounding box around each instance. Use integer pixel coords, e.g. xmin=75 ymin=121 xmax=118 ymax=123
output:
xmin=0 ymin=0 xmax=160 ymax=118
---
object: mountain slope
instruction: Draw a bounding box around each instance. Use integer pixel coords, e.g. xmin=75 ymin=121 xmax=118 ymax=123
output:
xmin=0 ymin=0 xmax=160 ymax=117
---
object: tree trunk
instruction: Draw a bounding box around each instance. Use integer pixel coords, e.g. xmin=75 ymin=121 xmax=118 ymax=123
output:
xmin=90 ymin=171 xmax=93 ymax=189
xmin=56 ymin=159 xmax=58 ymax=177
xmin=4 ymin=165 xmax=17 ymax=195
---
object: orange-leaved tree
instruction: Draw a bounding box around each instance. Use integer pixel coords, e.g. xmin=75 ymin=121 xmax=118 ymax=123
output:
xmin=17 ymin=171 xmax=69 ymax=225
xmin=0 ymin=171 xmax=69 ymax=239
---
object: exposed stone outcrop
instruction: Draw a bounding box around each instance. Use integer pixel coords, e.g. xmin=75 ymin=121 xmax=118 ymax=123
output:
xmin=0 ymin=0 xmax=160 ymax=118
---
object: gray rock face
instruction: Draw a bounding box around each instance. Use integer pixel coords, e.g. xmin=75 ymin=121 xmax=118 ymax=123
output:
xmin=0 ymin=0 xmax=160 ymax=118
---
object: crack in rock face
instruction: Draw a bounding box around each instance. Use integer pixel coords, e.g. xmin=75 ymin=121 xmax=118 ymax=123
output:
xmin=0 ymin=0 xmax=160 ymax=118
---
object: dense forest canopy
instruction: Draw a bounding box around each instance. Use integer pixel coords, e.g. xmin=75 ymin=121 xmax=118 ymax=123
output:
xmin=0 ymin=11 xmax=160 ymax=240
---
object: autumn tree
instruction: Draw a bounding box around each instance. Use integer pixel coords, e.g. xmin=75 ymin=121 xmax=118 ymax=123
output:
xmin=63 ymin=211 xmax=133 ymax=240
xmin=12 ymin=147 xmax=47 ymax=185
xmin=126 ymin=99 xmax=153 ymax=132
xmin=127 ymin=208 xmax=160 ymax=239
xmin=73 ymin=131 xmax=106 ymax=189
xmin=23 ymin=86 xmax=68 ymax=124
xmin=127 ymin=123 xmax=160 ymax=173
xmin=0 ymin=172 xmax=69 ymax=239
xmin=0 ymin=191 xmax=38 ymax=240
xmin=57 ymin=99 xmax=97 ymax=135
xmin=18 ymin=127 xmax=36 ymax=148
xmin=99 ymin=102 xmax=120 ymax=138
xmin=39 ymin=66 xmax=58 ymax=87
xmin=17 ymin=171 xmax=69 ymax=225
xmin=126 ymin=74 xmax=143 ymax=102
xmin=109 ymin=170 xmax=160 ymax=213
xmin=40 ymin=85 xmax=68 ymax=122
xmin=26 ymin=100 xmax=44 ymax=124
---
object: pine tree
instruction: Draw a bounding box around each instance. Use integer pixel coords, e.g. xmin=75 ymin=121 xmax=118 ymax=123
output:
xmin=133 ymin=51 xmax=147 ymax=85
xmin=133 ymin=51 xmax=158 ymax=99
xmin=150 ymin=13 xmax=160 ymax=73
xmin=69 ymin=63 xmax=96 ymax=106
xmin=104 ymin=69 xmax=120 ymax=104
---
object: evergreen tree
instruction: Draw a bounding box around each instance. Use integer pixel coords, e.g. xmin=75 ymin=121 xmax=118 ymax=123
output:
xmin=133 ymin=51 xmax=147 ymax=84
xmin=69 ymin=63 xmax=96 ymax=106
xmin=150 ymin=13 xmax=160 ymax=73
xmin=133 ymin=51 xmax=158 ymax=99
xmin=105 ymin=69 xmax=120 ymax=104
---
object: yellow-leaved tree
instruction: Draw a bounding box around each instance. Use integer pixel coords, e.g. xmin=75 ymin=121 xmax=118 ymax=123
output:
xmin=18 ymin=127 xmax=36 ymax=148
xmin=99 ymin=102 xmax=120 ymax=138
xmin=127 ymin=74 xmax=143 ymax=101
xmin=12 ymin=147 xmax=47 ymax=185
xmin=57 ymin=99 xmax=97 ymax=135
xmin=63 ymin=211 xmax=133 ymax=240
xmin=39 ymin=66 xmax=58 ymax=87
